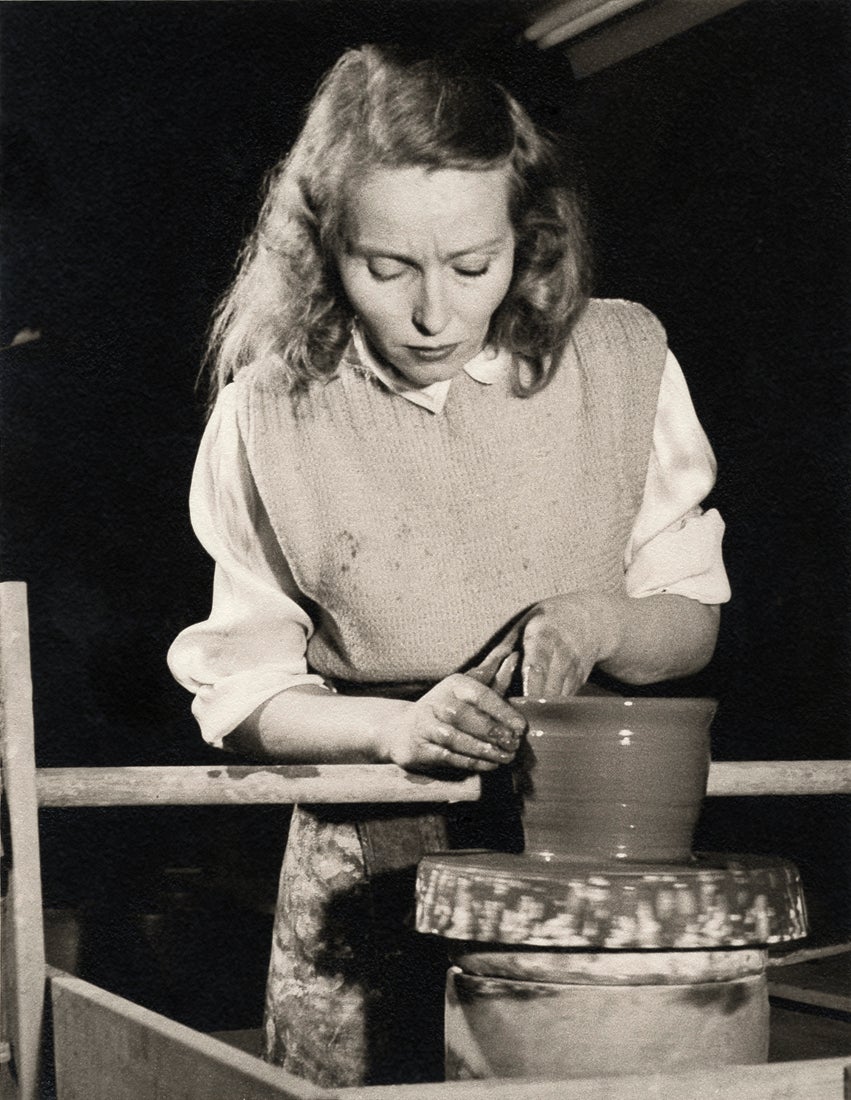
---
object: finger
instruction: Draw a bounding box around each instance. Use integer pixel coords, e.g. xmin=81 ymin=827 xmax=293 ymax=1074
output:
xmin=542 ymin=647 xmax=575 ymax=699
xmin=521 ymin=639 xmax=550 ymax=699
xmin=467 ymin=640 xmax=516 ymax=686
xmin=521 ymin=618 xmax=556 ymax=699
xmin=434 ymin=723 xmax=516 ymax=765
xmin=424 ymin=740 xmax=499 ymax=773
xmin=468 ymin=618 xmax=526 ymax=684
xmin=522 ymin=660 xmax=547 ymax=699
xmin=543 ymin=635 xmax=596 ymax=698
xmin=434 ymin=700 xmax=514 ymax=747
xmin=451 ymin=678 xmax=527 ymax=735
xmin=492 ymin=652 xmax=519 ymax=697
xmin=563 ymin=658 xmax=593 ymax=697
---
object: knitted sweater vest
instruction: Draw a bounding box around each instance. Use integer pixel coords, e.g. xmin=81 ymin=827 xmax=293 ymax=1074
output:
xmin=235 ymin=298 xmax=666 ymax=684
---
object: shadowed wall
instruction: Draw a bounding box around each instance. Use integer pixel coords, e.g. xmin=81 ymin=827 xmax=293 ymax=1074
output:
xmin=1 ymin=0 xmax=848 ymax=1025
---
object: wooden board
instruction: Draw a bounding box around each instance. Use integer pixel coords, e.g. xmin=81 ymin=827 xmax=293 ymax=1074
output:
xmin=48 ymin=971 xmax=851 ymax=1100
xmin=49 ymin=972 xmax=332 ymax=1100
xmin=769 ymin=951 xmax=851 ymax=1016
xmin=344 ymin=1055 xmax=851 ymax=1099
xmin=769 ymin=1004 xmax=851 ymax=1063
xmin=0 ymin=583 xmax=46 ymax=1100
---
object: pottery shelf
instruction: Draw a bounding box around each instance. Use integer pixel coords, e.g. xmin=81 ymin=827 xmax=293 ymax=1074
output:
xmin=2 ymin=581 xmax=850 ymax=1100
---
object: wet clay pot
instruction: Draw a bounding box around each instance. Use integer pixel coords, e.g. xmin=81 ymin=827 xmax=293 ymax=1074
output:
xmin=510 ymin=697 xmax=716 ymax=864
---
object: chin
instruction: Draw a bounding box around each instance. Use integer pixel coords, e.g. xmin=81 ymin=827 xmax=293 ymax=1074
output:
xmin=399 ymin=362 xmax=466 ymax=387
xmin=394 ymin=344 xmax=481 ymax=386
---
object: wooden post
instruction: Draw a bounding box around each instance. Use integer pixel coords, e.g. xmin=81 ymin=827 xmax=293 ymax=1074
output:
xmin=0 ymin=584 xmax=46 ymax=1100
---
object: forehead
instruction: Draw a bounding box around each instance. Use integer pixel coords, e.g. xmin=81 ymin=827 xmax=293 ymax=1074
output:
xmin=343 ymin=166 xmax=512 ymax=249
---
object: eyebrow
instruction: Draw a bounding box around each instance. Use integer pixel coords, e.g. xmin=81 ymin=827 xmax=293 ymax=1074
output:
xmin=351 ymin=236 xmax=510 ymax=262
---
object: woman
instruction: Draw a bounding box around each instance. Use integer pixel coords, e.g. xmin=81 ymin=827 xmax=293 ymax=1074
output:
xmin=168 ymin=46 xmax=729 ymax=1086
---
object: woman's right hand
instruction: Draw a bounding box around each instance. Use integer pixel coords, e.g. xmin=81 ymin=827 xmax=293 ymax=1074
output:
xmin=377 ymin=662 xmax=527 ymax=774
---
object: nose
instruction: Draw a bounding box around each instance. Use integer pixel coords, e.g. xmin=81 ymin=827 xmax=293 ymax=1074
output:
xmin=411 ymin=273 xmax=451 ymax=336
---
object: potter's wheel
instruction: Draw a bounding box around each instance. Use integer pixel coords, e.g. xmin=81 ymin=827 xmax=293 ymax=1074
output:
xmin=416 ymin=850 xmax=807 ymax=949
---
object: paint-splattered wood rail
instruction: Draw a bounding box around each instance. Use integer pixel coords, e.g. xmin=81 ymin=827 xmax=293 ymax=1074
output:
xmin=29 ymin=759 xmax=851 ymax=807
xmin=32 ymin=764 xmax=481 ymax=806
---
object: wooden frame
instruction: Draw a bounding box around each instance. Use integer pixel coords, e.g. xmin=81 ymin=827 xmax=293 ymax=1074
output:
xmin=44 ymin=972 xmax=851 ymax=1100
xmin=2 ymin=581 xmax=850 ymax=1098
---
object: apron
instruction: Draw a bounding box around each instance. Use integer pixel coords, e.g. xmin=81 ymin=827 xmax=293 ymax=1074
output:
xmin=260 ymin=766 xmax=523 ymax=1085
xmin=261 ymin=803 xmax=452 ymax=1087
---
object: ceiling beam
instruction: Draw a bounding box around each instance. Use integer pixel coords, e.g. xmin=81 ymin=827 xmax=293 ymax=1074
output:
xmin=525 ymin=0 xmax=751 ymax=78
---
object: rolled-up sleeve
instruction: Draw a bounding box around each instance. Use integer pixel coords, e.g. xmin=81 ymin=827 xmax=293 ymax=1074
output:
xmin=167 ymin=385 xmax=327 ymax=747
xmin=624 ymin=351 xmax=731 ymax=604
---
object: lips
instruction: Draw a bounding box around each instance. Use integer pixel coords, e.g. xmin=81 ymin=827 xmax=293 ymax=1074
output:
xmin=405 ymin=343 xmax=460 ymax=362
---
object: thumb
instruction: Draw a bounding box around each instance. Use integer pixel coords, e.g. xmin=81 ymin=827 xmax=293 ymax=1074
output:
xmin=468 ymin=640 xmax=522 ymax=696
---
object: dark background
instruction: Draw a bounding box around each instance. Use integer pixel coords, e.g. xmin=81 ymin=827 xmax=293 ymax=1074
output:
xmin=2 ymin=0 xmax=849 ymax=1032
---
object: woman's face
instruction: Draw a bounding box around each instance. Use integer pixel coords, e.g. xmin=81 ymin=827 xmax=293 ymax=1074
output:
xmin=335 ymin=166 xmax=515 ymax=387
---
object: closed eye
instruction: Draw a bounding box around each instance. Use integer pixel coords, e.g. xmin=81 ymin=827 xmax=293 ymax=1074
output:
xmin=454 ymin=265 xmax=490 ymax=278
xmin=367 ymin=258 xmax=409 ymax=281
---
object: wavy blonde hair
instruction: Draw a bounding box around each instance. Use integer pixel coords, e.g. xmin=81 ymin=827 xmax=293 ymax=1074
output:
xmin=204 ymin=46 xmax=591 ymax=407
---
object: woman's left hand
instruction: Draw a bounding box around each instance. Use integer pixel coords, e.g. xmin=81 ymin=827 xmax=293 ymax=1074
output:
xmin=484 ymin=591 xmax=719 ymax=699
xmin=512 ymin=593 xmax=618 ymax=699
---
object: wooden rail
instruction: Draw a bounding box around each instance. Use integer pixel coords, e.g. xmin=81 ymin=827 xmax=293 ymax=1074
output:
xmin=706 ymin=760 xmax=851 ymax=797
xmin=29 ymin=758 xmax=851 ymax=808
xmin=33 ymin=764 xmax=481 ymax=806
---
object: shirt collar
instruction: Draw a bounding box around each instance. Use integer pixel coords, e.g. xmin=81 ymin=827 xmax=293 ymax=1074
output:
xmin=350 ymin=324 xmax=508 ymax=414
